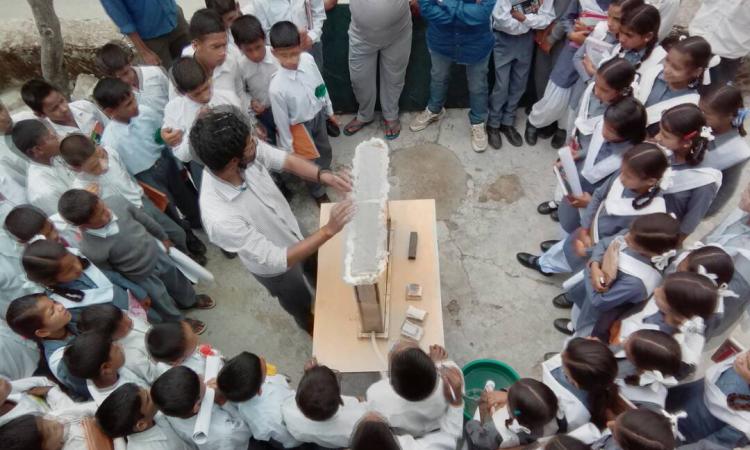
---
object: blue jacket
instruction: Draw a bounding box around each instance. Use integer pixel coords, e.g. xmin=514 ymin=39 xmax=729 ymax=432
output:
xmin=100 ymin=0 xmax=178 ymax=39
xmin=418 ymin=0 xmax=496 ymax=64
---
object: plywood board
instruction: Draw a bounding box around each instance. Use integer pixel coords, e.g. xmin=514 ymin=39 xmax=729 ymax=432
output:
xmin=313 ymin=199 xmax=444 ymax=373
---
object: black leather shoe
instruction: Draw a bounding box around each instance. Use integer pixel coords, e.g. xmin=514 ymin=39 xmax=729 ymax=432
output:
xmin=552 ymin=292 xmax=574 ymax=309
xmin=516 ymin=252 xmax=553 ymax=276
xmin=525 ymin=120 xmax=538 ymax=146
xmin=551 ymin=129 xmax=567 ymax=149
xmin=537 ymin=122 xmax=557 ymax=139
xmin=186 ymin=231 xmax=207 ymax=255
xmin=499 ymin=125 xmax=523 ymax=147
xmin=190 ymin=252 xmax=208 ymax=266
xmin=537 ymin=200 xmax=558 ymax=215
xmin=553 ymin=318 xmax=574 ymax=335
xmin=326 ymin=119 xmax=341 ymax=137
xmin=540 ymin=240 xmax=560 ymax=253
xmin=221 ymin=249 xmax=238 ymax=259
xmin=550 ymin=210 xmax=559 ymax=222
xmin=487 ymin=126 xmax=502 ymax=149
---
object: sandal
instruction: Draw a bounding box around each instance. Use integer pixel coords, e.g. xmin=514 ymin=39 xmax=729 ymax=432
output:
xmin=383 ymin=119 xmax=401 ymax=140
xmin=194 ymin=294 xmax=215 ymax=310
xmin=185 ymin=318 xmax=207 ymax=335
xmin=343 ymin=118 xmax=373 ymax=136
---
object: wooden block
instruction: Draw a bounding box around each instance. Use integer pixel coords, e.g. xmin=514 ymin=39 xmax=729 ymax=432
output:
xmin=408 ymin=232 xmax=418 ymax=260
xmin=355 ymin=284 xmax=384 ymax=333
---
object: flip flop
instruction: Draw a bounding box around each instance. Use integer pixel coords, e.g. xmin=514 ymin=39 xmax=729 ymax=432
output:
xmin=194 ymin=295 xmax=215 ymax=310
xmin=185 ymin=318 xmax=207 ymax=335
xmin=383 ymin=119 xmax=401 ymax=140
xmin=343 ymin=119 xmax=373 ymax=136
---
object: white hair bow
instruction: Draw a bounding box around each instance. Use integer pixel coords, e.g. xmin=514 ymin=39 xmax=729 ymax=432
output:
xmin=652 ymin=249 xmax=677 ymax=271
xmin=659 ymin=167 xmax=674 ymax=191
xmin=697 ymin=264 xmax=719 ymax=284
xmin=639 ymin=370 xmax=679 ymax=389
xmin=662 ymin=410 xmax=688 ymax=441
xmin=507 ymin=418 xmax=531 ymax=435
xmin=700 ymin=126 xmax=715 ymax=141
xmin=680 ymin=316 xmax=706 ymax=335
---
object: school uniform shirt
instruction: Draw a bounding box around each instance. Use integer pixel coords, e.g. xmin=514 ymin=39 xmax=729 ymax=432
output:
xmin=200 ymin=140 xmax=302 ymax=277
xmin=0 ymin=319 xmax=39 ymax=380
xmin=133 ymin=65 xmax=171 ymax=114
xmin=397 ymin=405 xmax=464 ymax=450
xmin=281 ymin=394 xmax=367 ymax=448
xmin=0 ymin=133 xmax=29 ymax=187
xmin=165 ymin=404 xmax=251 ymax=450
xmin=231 ymin=374 xmax=300 ymax=448
xmin=26 ymin=156 xmax=77 ymax=216
xmin=126 ymin=413 xmax=197 ymax=450
xmin=644 ymin=72 xmax=695 ymax=109
xmin=689 ymin=0 xmax=750 ymax=59
xmin=46 ymin=100 xmax=109 ymax=140
xmin=0 ymin=390 xmax=49 ymax=426
xmin=86 ymin=367 xmax=145 ymax=406
xmin=702 ymin=128 xmax=750 ymax=171
xmin=0 ymin=231 xmax=40 ymax=316
xmin=491 ymin=0 xmax=555 ymax=35
xmin=664 ymin=163 xmax=720 ymax=236
xmin=254 ymin=0 xmax=326 ymax=44
xmin=120 ymin=315 xmax=160 ymax=384
xmin=71 ymin=146 xmax=144 ymax=207
xmin=180 ymin=47 xmax=246 ymax=103
xmin=269 ymin=52 xmax=333 ymax=151
xmin=238 ymin=47 xmax=280 ymax=109
xmin=101 ymin=104 xmax=165 ymax=176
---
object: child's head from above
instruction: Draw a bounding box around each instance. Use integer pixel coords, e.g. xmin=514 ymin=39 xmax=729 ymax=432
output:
xmin=172 ymin=57 xmax=212 ymax=103
xmin=11 ymin=119 xmax=60 ymax=165
xmin=623 ymin=329 xmax=681 ymax=382
xmin=676 ymin=245 xmax=734 ymax=286
xmin=349 ymin=412 xmax=400 ymax=450
xmin=700 ymin=84 xmax=746 ymax=136
xmin=93 ymin=78 xmax=138 ymax=122
xmin=655 ymin=272 xmax=718 ymax=325
xmin=0 ymin=100 xmax=11 ymax=134
xmin=97 ymin=383 xmax=158 ymax=438
xmin=232 ymin=14 xmax=266 ymax=63
xmin=618 ymin=3 xmax=659 ymax=53
xmin=611 ymin=408 xmax=675 ymax=450
xmin=388 ymin=339 xmax=438 ymax=402
xmin=146 ymin=320 xmax=199 ymax=365
xmin=544 ymin=435 xmax=591 ymax=450
xmin=4 ymin=205 xmax=60 ymax=244
xmin=602 ymin=97 xmax=646 ymax=144
xmin=63 ymin=331 xmax=125 ymax=381
xmin=151 ymin=366 xmax=204 ymax=418
xmin=206 ymin=0 xmax=240 ymax=29
xmin=507 ymin=378 xmax=558 ymax=431
xmin=296 ymin=364 xmax=343 ymax=421
xmin=22 ymin=239 xmax=86 ymax=285
xmin=657 ymin=103 xmax=709 ymax=166
xmin=190 ymin=9 xmax=228 ymax=69
xmin=624 ymin=213 xmax=680 ymax=257
xmin=663 ymin=36 xmax=712 ymax=89
xmin=217 ymin=351 xmax=266 ymax=402
xmin=58 ymin=189 xmax=112 ymax=230
xmin=561 ymin=338 xmax=618 ymax=428
xmin=78 ymin=303 xmax=133 ymax=340
xmin=619 ymin=143 xmax=668 ymax=194
xmin=190 ymin=109 xmax=256 ymax=173
xmin=594 ymin=58 xmax=635 ymax=104
xmin=59 ymin=133 xmax=109 ymax=175
xmin=95 ymin=42 xmax=137 ymax=87
xmin=6 ymin=293 xmax=72 ymax=340
xmin=270 ymin=21 xmax=302 ymax=70
xmin=20 ymin=79 xmax=74 ymax=125
xmin=0 ymin=414 xmax=66 ymax=450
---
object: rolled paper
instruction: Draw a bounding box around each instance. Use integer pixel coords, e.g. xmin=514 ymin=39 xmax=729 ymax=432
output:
xmin=192 ymin=354 xmax=222 ymax=444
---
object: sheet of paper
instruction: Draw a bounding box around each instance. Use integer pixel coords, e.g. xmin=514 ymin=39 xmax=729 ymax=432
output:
xmin=558 ymin=147 xmax=583 ymax=196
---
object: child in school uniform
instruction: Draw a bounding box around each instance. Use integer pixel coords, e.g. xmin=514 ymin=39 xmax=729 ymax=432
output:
xmin=21 ymin=79 xmax=109 ymax=140
xmin=281 ymin=359 xmax=367 ymax=448
xmin=206 ymin=0 xmax=244 ymax=53
xmin=592 ymin=407 xmax=677 ymax=449
xmin=4 ymin=204 xmax=80 ymax=249
xmin=486 ymin=0 xmax=555 ymax=149
xmin=96 ymin=382 xmax=195 ymax=450
xmin=96 ymin=42 xmax=171 ymax=115
xmin=253 ymin=0 xmax=327 ymax=70
xmin=0 ymin=101 xmax=30 ymax=187
xmin=606 ymin=3 xmax=663 ymax=71
xmin=151 ymin=366 xmax=252 ymax=450
xmin=146 ymin=320 xmax=211 ymax=375
xmin=269 ymin=21 xmax=337 ymax=203
xmin=666 ymin=350 xmax=750 ymax=448
xmin=215 ymin=351 xmax=300 ymax=448
xmin=0 ymin=375 xmax=80 ymax=426
xmin=0 ymin=319 xmax=39 ymax=381
xmin=57 ymin=190 xmax=212 ymax=330
xmin=0 ymin=412 xmax=109 ymax=450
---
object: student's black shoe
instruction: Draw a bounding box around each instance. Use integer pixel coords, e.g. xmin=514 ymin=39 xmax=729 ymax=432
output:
xmin=537 ymin=123 xmax=557 ymax=139
xmin=516 ymin=252 xmax=553 ymax=276
xmin=186 ymin=231 xmax=207 ymax=255
xmin=540 ymin=240 xmax=560 ymax=253
xmin=221 ymin=249 xmax=238 ymax=259
xmin=326 ymin=119 xmax=341 ymax=137
xmin=499 ymin=125 xmax=523 ymax=147
xmin=543 ymin=352 xmax=557 ymax=361
xmin=190 ymin=252 xmax=208 ymax=266
xmin=551 ymin=129 xmax=567 ymax=149
xmin=550 ymin=210 xmax=560 ymax=222
xmin=487 ymin=126 xmax=502 ymax=149
xmin=552 ymin=292 xmax=574 ymax=309
xmin=553 ymin=318 xmax=574 ymax=335
xmin=537 ymin=200 xmax=558 ymax=215
xmin=525 ymin=120 xmax=538 ymax=146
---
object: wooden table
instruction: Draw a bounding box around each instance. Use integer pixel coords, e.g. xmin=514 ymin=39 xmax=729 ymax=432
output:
xmin=313 ymin=199 xmax=444 ymax=373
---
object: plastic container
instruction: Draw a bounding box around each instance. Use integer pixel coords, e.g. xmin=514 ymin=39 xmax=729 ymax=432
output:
xmin=461 ymin=359 xmax=521 ymax=420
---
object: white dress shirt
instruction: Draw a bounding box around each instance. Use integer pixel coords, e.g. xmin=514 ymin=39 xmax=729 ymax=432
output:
xmin=238 ymin=47 xmax=280 ymax=109
xmin=47 ymin=100 xmax=110 ymax=139
xmin=180 ymin=46 xmax=246 ymax=103
xmin=395 ymin=405 xmax=464 ymax=450
xmin=71 ymin=146 xmax=144 ymax=207
xmin=200 ymin=141 xmax=302 ymax=277
xmin=127 ymin=414 xmax=197 ymax=450
xmin=254 ymin=0 xmax=326 ymax=43
xmin=232 ymin=374 xmax=300 ymax=448
xmin=0 ymin=321 xmax=39 ymax=381
xmin=646 ymin=0 xmax=680 ymax=42
xmin=0 ymin=231 xmax=40 ymax=317
xmin=165 ymin=404 xmax=251 ymax=450
xmin=281 ymin=395 xmax=367 ymax=448
xmin=134 ymin=65 xmax=172 ymax=114
xmin=101 ymin=104 xmax=164 ymax=176
xmin=492 ymin=0 xmax=556 ymax=35
xmin=86 ymin=367 xmax=145 ymax=406
xmin=269 ymin=52 xmax=333 ymax=151
xmin=0 ymin=162 xmax=28 ymax=218
xmin=26 ymin=156 xmax=76 ymax=216
xmin=119 ymin=316 xmax=161 ymax=384
xmin=689 ymin=0 xmax=750 ymax=59
xmin=0 ymin=133 xmax=29 ymax=187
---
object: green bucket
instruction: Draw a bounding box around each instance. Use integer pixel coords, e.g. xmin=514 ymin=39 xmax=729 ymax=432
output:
xmin=461 ymin=359 xmax=521 ymax=421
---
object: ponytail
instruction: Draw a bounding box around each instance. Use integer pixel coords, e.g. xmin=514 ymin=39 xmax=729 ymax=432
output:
xmin=661 ymin=104 xmax=710 ymax=166
xmin=598 ymin=58 xmax=636 ymax=100
xmin=702 ymin=84 xmax=747 ymax=137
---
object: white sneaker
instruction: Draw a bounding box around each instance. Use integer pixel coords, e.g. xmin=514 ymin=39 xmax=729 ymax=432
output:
xmin=409 ymin=108 xmax=445 ymax=132
xmin=471 ymin=123 xmax=488 ymax=152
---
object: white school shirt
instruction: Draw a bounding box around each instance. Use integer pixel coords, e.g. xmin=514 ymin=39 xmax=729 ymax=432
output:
xmin=100 ymin=104 xmax=165 ymax=176
xmin=281 ymin=395 xmax=368 ymax=448
xmin=232 ymin=374 xmax=300 ymax=448
xmin=165 ymin=404 xmax=251 ymax=450
xmin=238 ymin=48 xmax=280 ymax=109
xmin=0 ymin=230 xmax=41 ymax=316
xmin=0 ymin=133 xmax=29 ymax=187
xmin=180 ymin=47 xmax=246 ymax=103
xmin=86 ymin=367 xmax=145 ymax=406
xmin=127 ymin=414 xmax=197 ymax=450
xmin=71 ymin=146 xmax=144 ymax=207
xmin=0 ymin=162 xmax=28 ymax=218
xmin=119 ymin=315 xmax=161 ymax=384
xmin=134 ymin=66 xmax=171 ymax=114
xmin=689 ymin=0 xmax=750 ymax=59
xmin=200 ymin=141 xmax=302 ymax=277
xmin=269 ymin=52 xmax=333 ymax=151
xmin=47 ymin=100 xmax=109 ymax=139
xmin=0 ymin=320 xmax=39 ymax=380
xmin=396 ymin=404 xmax=464 ymax=450
xmin=26 ymin=156 xmax=76 ymax=216
xmin=254 ymin=0 xmax=326 ymax=43
xmin=491 ymin=0 xmax=555 ymax=35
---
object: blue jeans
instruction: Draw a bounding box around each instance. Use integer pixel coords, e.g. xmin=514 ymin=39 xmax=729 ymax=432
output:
xmin=427 ymin=50 xmax=490 ymax=125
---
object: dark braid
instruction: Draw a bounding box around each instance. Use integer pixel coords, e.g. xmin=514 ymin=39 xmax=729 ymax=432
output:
xmin=727 ymin=393 xmax=750 ymax=411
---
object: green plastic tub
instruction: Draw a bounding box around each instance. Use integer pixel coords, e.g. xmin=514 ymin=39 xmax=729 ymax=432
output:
xmin=461 ymin=359 xmax=521 ymax=421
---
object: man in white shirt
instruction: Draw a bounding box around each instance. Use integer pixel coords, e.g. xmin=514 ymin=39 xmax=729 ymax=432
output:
xmin=253 ymin=0 xmax=327 ymax=68
xmin=191 ymin=108 xmax=353 ymax=331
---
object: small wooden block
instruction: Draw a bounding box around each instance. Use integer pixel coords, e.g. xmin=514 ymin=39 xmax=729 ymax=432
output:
xmin=408 ymin=232 xmax=418 ymax=260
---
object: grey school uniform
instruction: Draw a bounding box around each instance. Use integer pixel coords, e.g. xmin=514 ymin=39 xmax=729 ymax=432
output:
xmin=664 ymin=163 xmax=719 ymax=236
xmin=532 ymin=0 xmax=574 ymax=101
xmin=574 ymin=93 xmax=607 ymax=157
xmin=644 ymin=73 xmax=698 ymax=135
xmin=703 ymin=129 xmax=750 ymax=216
xmin=569 ymin=30 xmax=617 ymax=107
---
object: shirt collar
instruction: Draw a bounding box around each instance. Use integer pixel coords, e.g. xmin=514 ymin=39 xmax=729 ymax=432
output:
xmin=84 ymin=213 xmax=120 ymax=238
xmin=205 ymin=168 xmax=250 ymax=201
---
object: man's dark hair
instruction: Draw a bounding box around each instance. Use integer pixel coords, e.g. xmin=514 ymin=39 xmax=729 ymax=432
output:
xmin=190 ymin=8 xmax=226 ymax=40
xmin=4 ymin=205 xmax=48 ymax=243
xmin=96 ymin=383 xmax=143 ymax=438
xmin=269 ymin=21 xmax=300 ymax=49
xmin=231 ymin=14 xmax=265 ymax=46
xmin=58 ymin=189 xmax=99 ymax=226
xmin=11 ymin=119 xmax=49 ymax=156
xmin=95 ymin=42 xmax=133 ymax=75
xmin=78 ymin=303 xmax=125 ymax=337
xmin=295 ymin=365 xmax=342 ymax=421
xmin=389 ymin=347 xmax=438 ymax=401
xmin=151 ymin=366 xmax=201 ymax=418
xmin=20 ymin=79 xmax=59 ymax=114
xmin=171 ymin=57 xmax=209 ymax=94
xmin=93 ymin=77 xmax=132 ymax=110
xmin=217 ymin=351 xmax=263 ymax=402
xmin=189 ymin=108 xmax=250 ymax=172
xmin=146 ymin=321 xmax=188 ymax=363
xmin=59 ymin=133 xmax=96 ymax=167
xmin=63 ymin=331 xmax=113 ymax=380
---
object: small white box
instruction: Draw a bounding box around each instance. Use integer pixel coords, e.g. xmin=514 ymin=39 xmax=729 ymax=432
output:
xmin=406 ymin=305 xmax=427 ymax=322
xmin=400 ymin=320 xmax=424 ymax=341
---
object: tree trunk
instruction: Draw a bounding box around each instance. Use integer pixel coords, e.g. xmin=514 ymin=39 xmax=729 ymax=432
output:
xmin=27 ymin=0 xmax=69 ymax=92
